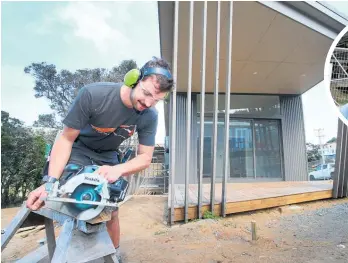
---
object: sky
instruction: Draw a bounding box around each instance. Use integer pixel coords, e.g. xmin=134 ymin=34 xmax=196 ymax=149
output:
xmin=1 ymin=1 xmax=348 ymax=145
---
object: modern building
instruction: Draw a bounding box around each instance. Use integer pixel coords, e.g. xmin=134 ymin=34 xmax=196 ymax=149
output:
xmin=159 ymin=1 xmax=348 ymax=184
xmin=322 ymin=142 xmax=336 ymax=159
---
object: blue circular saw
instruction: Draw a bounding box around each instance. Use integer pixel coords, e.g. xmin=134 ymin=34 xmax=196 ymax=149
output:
xmin=45 ymin=173 xmax=121 ymax=221
xmin=44 ymin=165 xmax=130 ymax=221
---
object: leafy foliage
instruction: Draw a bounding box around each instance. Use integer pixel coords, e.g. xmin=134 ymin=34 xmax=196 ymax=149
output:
xmin=202 ymin=211 xmax=220 ymax=220
xmin=33 ymin=113 xmax=62 ymax=129
xmin=1 ymin=111 xmax=47 ymax=207
xmin=24 ymin=60 xmax=137 ymax=121
xmin=306 ymin=143 xmax=321 ymax=162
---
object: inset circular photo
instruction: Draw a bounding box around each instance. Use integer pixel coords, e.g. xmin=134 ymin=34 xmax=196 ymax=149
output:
xmin=325 ymin=26 xmax=348 ymax=126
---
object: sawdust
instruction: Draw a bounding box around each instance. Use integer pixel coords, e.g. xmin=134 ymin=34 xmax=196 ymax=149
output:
xmin=1 ymin=196 xmax=348 ymax=263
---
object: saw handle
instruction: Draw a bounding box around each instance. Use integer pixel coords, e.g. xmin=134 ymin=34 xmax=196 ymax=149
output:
xmin=107 ymin=177 xmax=129 ymax=203
xmin=83 ymin=165 xmax=99 ymax=173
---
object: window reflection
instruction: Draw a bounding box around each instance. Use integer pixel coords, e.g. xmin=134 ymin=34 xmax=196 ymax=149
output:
xmin=197 ymin=94 xmax=281 ymax=117
xmin=198 ymin=118 xmax=283 ymax=181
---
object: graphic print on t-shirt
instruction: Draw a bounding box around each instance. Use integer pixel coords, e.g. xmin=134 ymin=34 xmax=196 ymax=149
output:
xmin=91 ymin=124 xmax=136 ymax=140
xmin=91 ymin=125 xmax=116 ymax=134
xmin=118 ymin=125 xmax=136 ymax=138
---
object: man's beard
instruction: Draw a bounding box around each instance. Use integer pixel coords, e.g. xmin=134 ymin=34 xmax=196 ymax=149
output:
xmin=130 ymin=89 xmax=141 ymax=113
xmin=130 ymin=89 xmax=137 ymax=108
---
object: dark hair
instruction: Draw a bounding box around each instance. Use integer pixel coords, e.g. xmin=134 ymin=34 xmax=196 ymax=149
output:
xmin=141 ymin=56 xmax=174 ymax=92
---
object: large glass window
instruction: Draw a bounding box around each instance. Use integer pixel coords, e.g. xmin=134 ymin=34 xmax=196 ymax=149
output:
xmin=199 ymin=121 xmax=225 ymax=178
xmin=203 ymin=137 xmax=212 ymax=176
xmin=197 ymin=94 xmax=281 ymax=117
xmin=198 ymin=118 xmax=283 ymax=181
xmin=229 ymin=120 xmax=254 ymax=178
xmin=254 ymin=120 xmax=282 ymax=179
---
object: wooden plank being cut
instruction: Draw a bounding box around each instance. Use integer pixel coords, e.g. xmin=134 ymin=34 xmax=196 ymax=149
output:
xmin=173 ymin=189 xmax=333 ymax=222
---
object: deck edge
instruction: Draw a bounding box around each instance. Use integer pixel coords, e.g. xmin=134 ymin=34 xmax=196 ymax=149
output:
xmin=171 ymin=189 xmax=333 ymax=222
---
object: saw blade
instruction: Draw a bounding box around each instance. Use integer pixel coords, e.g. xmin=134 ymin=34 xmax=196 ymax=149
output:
xmin=70 ymin=184 xmax=101 ymax=210
xmin=64 ymin=183 xmax=103 ymax=220
xmin=76 ymin=205 xmax=105 ymax=221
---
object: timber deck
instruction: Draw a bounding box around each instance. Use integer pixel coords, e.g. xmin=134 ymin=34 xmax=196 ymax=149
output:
xmin=169 ymin=180 xmax=333 ymax=222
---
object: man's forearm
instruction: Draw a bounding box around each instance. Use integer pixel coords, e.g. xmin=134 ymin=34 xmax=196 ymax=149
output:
xmin=117 ymin=153 xmax=151 ymax=176
xmin=48 ymin=135 xmax=74 ymax=179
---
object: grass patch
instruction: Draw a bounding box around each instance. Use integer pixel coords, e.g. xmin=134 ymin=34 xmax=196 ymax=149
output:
xmin=203 ymin=211 xmax=220 ymax=220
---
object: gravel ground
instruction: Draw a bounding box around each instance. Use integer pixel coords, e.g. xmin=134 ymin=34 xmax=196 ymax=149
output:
xmin=278 ymin=202 xmax=348 ymax=243
xmin=267 ymin=202 xmax=348 ymax=263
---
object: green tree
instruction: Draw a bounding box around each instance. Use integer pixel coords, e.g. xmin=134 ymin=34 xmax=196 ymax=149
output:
xmin=24 ymin=60 xmax=137 ymax=121
xmin=33 ymin=113 xmax=61 ymax=129
xmin=33 ymin=128 xmax=59 ymax=146
xmin=1 ymin=111 xmax=46 ymax=207
xmin=306 ymin=143 xmax=321 ymax=162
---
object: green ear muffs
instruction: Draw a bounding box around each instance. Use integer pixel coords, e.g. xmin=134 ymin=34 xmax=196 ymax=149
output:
xmin=124 ymin=67 xmax=173 ymax=89
xmin=124 ymin=68 xmax=141 ymax=88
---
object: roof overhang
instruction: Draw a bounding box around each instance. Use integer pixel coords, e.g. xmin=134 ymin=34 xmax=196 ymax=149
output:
xmin=158 ymin=1 xmax=348 ymax=95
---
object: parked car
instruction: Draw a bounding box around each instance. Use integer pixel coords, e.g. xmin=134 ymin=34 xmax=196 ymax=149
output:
xmin=309 ymin=163 xmax=335 ymax=181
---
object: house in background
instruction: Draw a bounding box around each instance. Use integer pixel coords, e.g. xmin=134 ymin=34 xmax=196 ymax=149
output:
xmin=158 ymin=1 xmax=348 ymax=223
xmin=159 ymin=1 xmax=347 ymax=184
xmin=322 ymin=141 xmax=336 ymax=160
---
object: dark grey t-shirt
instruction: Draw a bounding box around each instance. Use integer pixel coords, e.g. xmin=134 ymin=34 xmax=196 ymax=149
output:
xmin=62 ymin=82 xmax=158 ymax=161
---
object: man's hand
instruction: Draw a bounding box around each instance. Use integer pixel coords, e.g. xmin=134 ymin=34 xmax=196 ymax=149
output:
xmin=26 ymin=185 xmax=47 ymax=211
xmin=94 ymin=165 xmax=124 ymax=183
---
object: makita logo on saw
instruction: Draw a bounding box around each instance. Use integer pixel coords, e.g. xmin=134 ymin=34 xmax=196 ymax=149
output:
xmin=85 ymin=176 xmax=100 ymax=182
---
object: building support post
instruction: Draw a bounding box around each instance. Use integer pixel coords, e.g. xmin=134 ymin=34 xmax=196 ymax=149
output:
xmin=211 ymin=0 xmax=221 ymax=215
xmin=222 ymin=1 xmax=234 ymax=217
xmin=169 ymin=1 xmax=179 ymax=226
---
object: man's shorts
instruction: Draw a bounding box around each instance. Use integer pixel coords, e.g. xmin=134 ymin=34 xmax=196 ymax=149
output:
xmin=60 ymin=143 xmax=119 ymax=181
xmin=69 ymin=141 xmax=120 ymax=167
xmin=43 ymin=142 xmax=119 ymax=185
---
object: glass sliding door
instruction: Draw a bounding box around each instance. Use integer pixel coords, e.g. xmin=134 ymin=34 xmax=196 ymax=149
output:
xmin=199 ymin=120 xmax=225 ymax=178
xmin=229 ymin=120 xmax=254 ymax=179
xmin=198 ymin=117 xmax=283 ymax=181
xmin=254 ymin=120 xmax=282 ymax=179
xmin=202 ymin=137 xmax=212 ymax=177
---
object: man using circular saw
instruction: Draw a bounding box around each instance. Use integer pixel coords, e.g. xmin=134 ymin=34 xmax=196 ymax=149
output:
xmin=26 ymin=57 xmax=173 ymax=262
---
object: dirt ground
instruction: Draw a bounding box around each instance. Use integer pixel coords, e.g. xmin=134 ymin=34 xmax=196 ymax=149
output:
xmin=1 ymin=196 xmax=348 ymax=263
